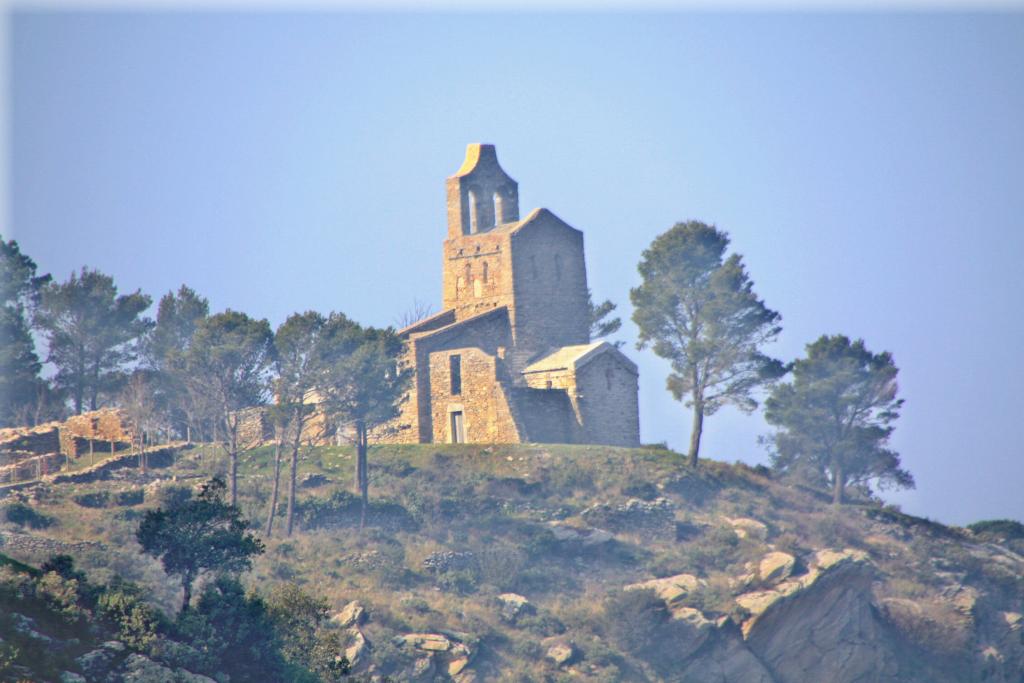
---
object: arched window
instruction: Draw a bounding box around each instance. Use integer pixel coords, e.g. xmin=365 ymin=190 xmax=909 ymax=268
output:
xmin=468 ymin=190 xmax=479 ymax=234
xmin=554 ymin=254 xmax=563 ymax=281
xmin=482 ymin=261 xmax=489 ymax=284
xmin=464 ymin=263 xmax=472 ymax=290
xmin=493 ymin=191 xmax=504 ymax=224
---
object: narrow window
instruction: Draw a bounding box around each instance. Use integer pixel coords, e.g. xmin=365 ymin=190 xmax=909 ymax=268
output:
xmin=530 ymin=255 xmax=538 ymax=279
xmin=474 ymin=278 xmax=483 ymax=297
xmin=450 ymin=411 xmax=465 ymax=444
xmin=554 ymin=254 xmax=563 ymax=281
xmin=494 ymin=191 xmax=504 ymax=224
xmin=450 ymin=354 xmax=462 ymax=395
xmin=545 ymin=380 xmax=553 ymax=389
xmin=482 ymin=261 xmax=489 ymax=283
xmin=605 ymin=367 xmax=614 ymax=390
xmin=468 ymin=190 xmax=478 ymax=234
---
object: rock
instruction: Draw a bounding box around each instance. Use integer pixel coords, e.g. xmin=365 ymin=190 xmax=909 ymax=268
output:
xmin=448 ymin=656 xmax=470 ymax=676
xmin=76 ymin=647 xmax=116 ymax=678
xmin=758 ymin=551 xmax=795 ymax=583
xmin=668 ymin=606 xmax=715 ymax=659
xmin=675 ymin=630 xmax=775 ymax=683
xmin=497 ymin=592 xmax=533 ymax=622
xmin=101 ymin=640 xmax=126 ymax=652
xmin=345 ymin=627 xmax=368 ymax=667
xmin=548 ymin=522 xmax=613 ymax=546
xmin=543 ymin=637 xmax=576 ymax=666
xmin=332 ymin=600 xmax=366 ymax=628
xmin=59 ymin=673 xmax=87 ymax=683
xmin=625 ymin=572 xmax=703 ymax=604
xmin=10 ymin=612 xmax=54 ymax=644
xmin=740 ymin=548 xmax=905 ymax=682
xmin=412 ymin=656 xmax=435 ymax=679
xmin=400 ymin=633 xmax=451 ymax=652
xmin=1004 ymin=611 xmax=1023 ymax=631
xmin=726 ymin=516 xmax=768 ymax=541
xmin=121 ymin=653 xmax=216 ymax=683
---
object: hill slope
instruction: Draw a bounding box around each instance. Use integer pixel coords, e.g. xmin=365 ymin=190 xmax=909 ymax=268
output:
xmin=2 ymin=442 xmax=1023 ymax=682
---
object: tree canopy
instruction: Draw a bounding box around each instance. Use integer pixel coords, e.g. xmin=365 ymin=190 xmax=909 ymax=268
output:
xmin=0 ymin=238 xmax=52 ymax=426
xmin=630 ymin=221 xmax=784 ymax=466
xmin=764 ymin=334 xmax=914 ymax=505
xmin=34 ymin=268 xmax=153 ymax=414
xmin=315 ymin=313 xmax=410 ymax=527
xmin=184 ymin=310 xmax=274 ymax=504
xmin=136 ymin=477 xmax=264 ymax=613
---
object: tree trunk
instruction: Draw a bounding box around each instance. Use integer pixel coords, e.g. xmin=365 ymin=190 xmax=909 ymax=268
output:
xmin=229 ymin=427 xmax=238 ymax=507
xmin=687 ymin=395 xmax=704 ymax=468
xmin=266 ymin=437 xmax=283 ymax=537
xmin=355 ymin=421 xmax=369 ymax=530
xmin=832 ymin=462 xmax=844 ymax=506
xmin=181 ymin=576 xmax=193 ymax=614
xmin=286 ymin=440 xmax=299 ymax=538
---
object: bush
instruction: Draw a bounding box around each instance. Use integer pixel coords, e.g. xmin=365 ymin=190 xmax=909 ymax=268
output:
xmin=967 ymin=519 xmax=1024 ymax=541
xmin=97 ymin=581 xmax=163 ymax=650
xmin=73 ymin=491 xmax=111 ymax=508
xmin=601 ymin=588 xmax=667 ymax=655
xmin=4 ymin=502 xmax=54 ymax=529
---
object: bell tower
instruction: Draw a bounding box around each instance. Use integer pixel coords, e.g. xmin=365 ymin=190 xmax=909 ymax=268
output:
xmin=446 ymin=144 xmax=519 ymax=239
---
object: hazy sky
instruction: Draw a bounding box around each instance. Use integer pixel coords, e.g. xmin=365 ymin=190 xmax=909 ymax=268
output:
xmin=9 ymin=10 xmax=1024 ymax=525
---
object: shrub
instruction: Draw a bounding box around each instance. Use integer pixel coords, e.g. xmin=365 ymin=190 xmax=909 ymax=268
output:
xmin=97 ymin=581 xmax=163 ymax=650
xmin=967 ymin=519 xmax=1024 ymax=541
xmin=4 ymin=502 xmax=54 ymax=529
xmin=601 ymin=588 xmax=667 ymax=655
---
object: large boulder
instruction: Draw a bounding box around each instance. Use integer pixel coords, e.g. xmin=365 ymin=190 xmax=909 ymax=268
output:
xmin=739 ymin=549 xmax=905 ymax=682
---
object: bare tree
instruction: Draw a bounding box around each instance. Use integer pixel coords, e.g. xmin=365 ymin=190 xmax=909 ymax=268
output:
xmin=394 ymin=298 xmax=435 ymax=330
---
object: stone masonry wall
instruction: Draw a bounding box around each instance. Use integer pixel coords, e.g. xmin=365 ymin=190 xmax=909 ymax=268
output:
xmin=574 ymin=353 xmax=641 ymax=447
xmin=427 ymin=347 xmax=520 ymax=444
xmin=509 ymin=214 xmax=590 ymax=355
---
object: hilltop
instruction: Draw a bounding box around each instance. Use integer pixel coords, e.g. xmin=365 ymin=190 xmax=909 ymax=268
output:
xmin=2 ymin=442 xmax=1023 ymax=682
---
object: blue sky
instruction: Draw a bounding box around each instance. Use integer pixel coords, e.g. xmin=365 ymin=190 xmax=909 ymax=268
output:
xmin=9 ymin=10 xmax=1024 ymax=525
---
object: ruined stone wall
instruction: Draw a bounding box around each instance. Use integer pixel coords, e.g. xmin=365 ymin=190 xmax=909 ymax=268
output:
xmin=427 ymin=347 xmax=520 ymax=444
xmin=509 ymin=215 xmax=590 ymax=356
xmin=574 ymin=353 xmax=641 ymax=447
xmin=61 ymin=409 xmax=133 ymax=457
xmin=0 ymin=424 xmax=60 ymax=457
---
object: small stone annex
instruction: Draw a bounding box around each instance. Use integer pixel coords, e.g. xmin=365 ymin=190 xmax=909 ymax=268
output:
xmin=380 ymin=144 xmax=640 ymax=447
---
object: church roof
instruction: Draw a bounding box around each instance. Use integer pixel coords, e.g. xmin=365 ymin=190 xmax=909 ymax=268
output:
xmin=486 ymin=207 xmax=580 ymax=237
xmin=523 ymin=341 xmax=639 ymax=376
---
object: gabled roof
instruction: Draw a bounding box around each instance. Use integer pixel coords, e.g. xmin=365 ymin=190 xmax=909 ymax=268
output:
xmin=407 ymin=306 xmax=510 ymax=345
xmin=397 ymin=308 xmax=457 ymax=339
xmin=523 ymin=341 xmax=639 ymax=376
xmin=487 ymin=208 xmax=580 ymax=237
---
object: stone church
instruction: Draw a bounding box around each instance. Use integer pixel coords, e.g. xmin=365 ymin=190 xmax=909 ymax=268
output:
xmin=382 ymin=144 xmax=640 ymax=447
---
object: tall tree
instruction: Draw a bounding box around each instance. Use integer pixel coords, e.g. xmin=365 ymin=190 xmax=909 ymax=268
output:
xmin=34 ymin=268 xmax=153 ymax=414
xmin=136 ymin=477 xmax=264 ymax=614
xmin=145 ymin=286 xmax=209 ymax=441
xmin=185 ymin=311 xmax=274 ymax=505
xmin=630 ymin=221 xmax=784 ymax=467
xmin=315 ymin=314 xmax=409 ymax=529
xmin=0 ymin=238 xmax=52 ymax=426
xmin=764 ymin=334 xmax=913 ymax=505
xmin=271 ymin=311 xmax=327 ymax=537
xmin=587 ymin=289 xmax=623 ymax=344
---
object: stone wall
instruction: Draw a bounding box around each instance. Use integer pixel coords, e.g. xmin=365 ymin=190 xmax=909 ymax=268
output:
xmin=573 ymin=352 xmax=641 ymax=447
xmin=427 ymin=347 xmax=520 ymax=444
xmin=509 ymin=212 xmax=590 ymax=355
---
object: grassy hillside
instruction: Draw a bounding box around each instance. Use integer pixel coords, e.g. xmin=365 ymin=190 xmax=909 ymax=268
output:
xmin=2 ymin=442 xmax=1023 ymax=682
